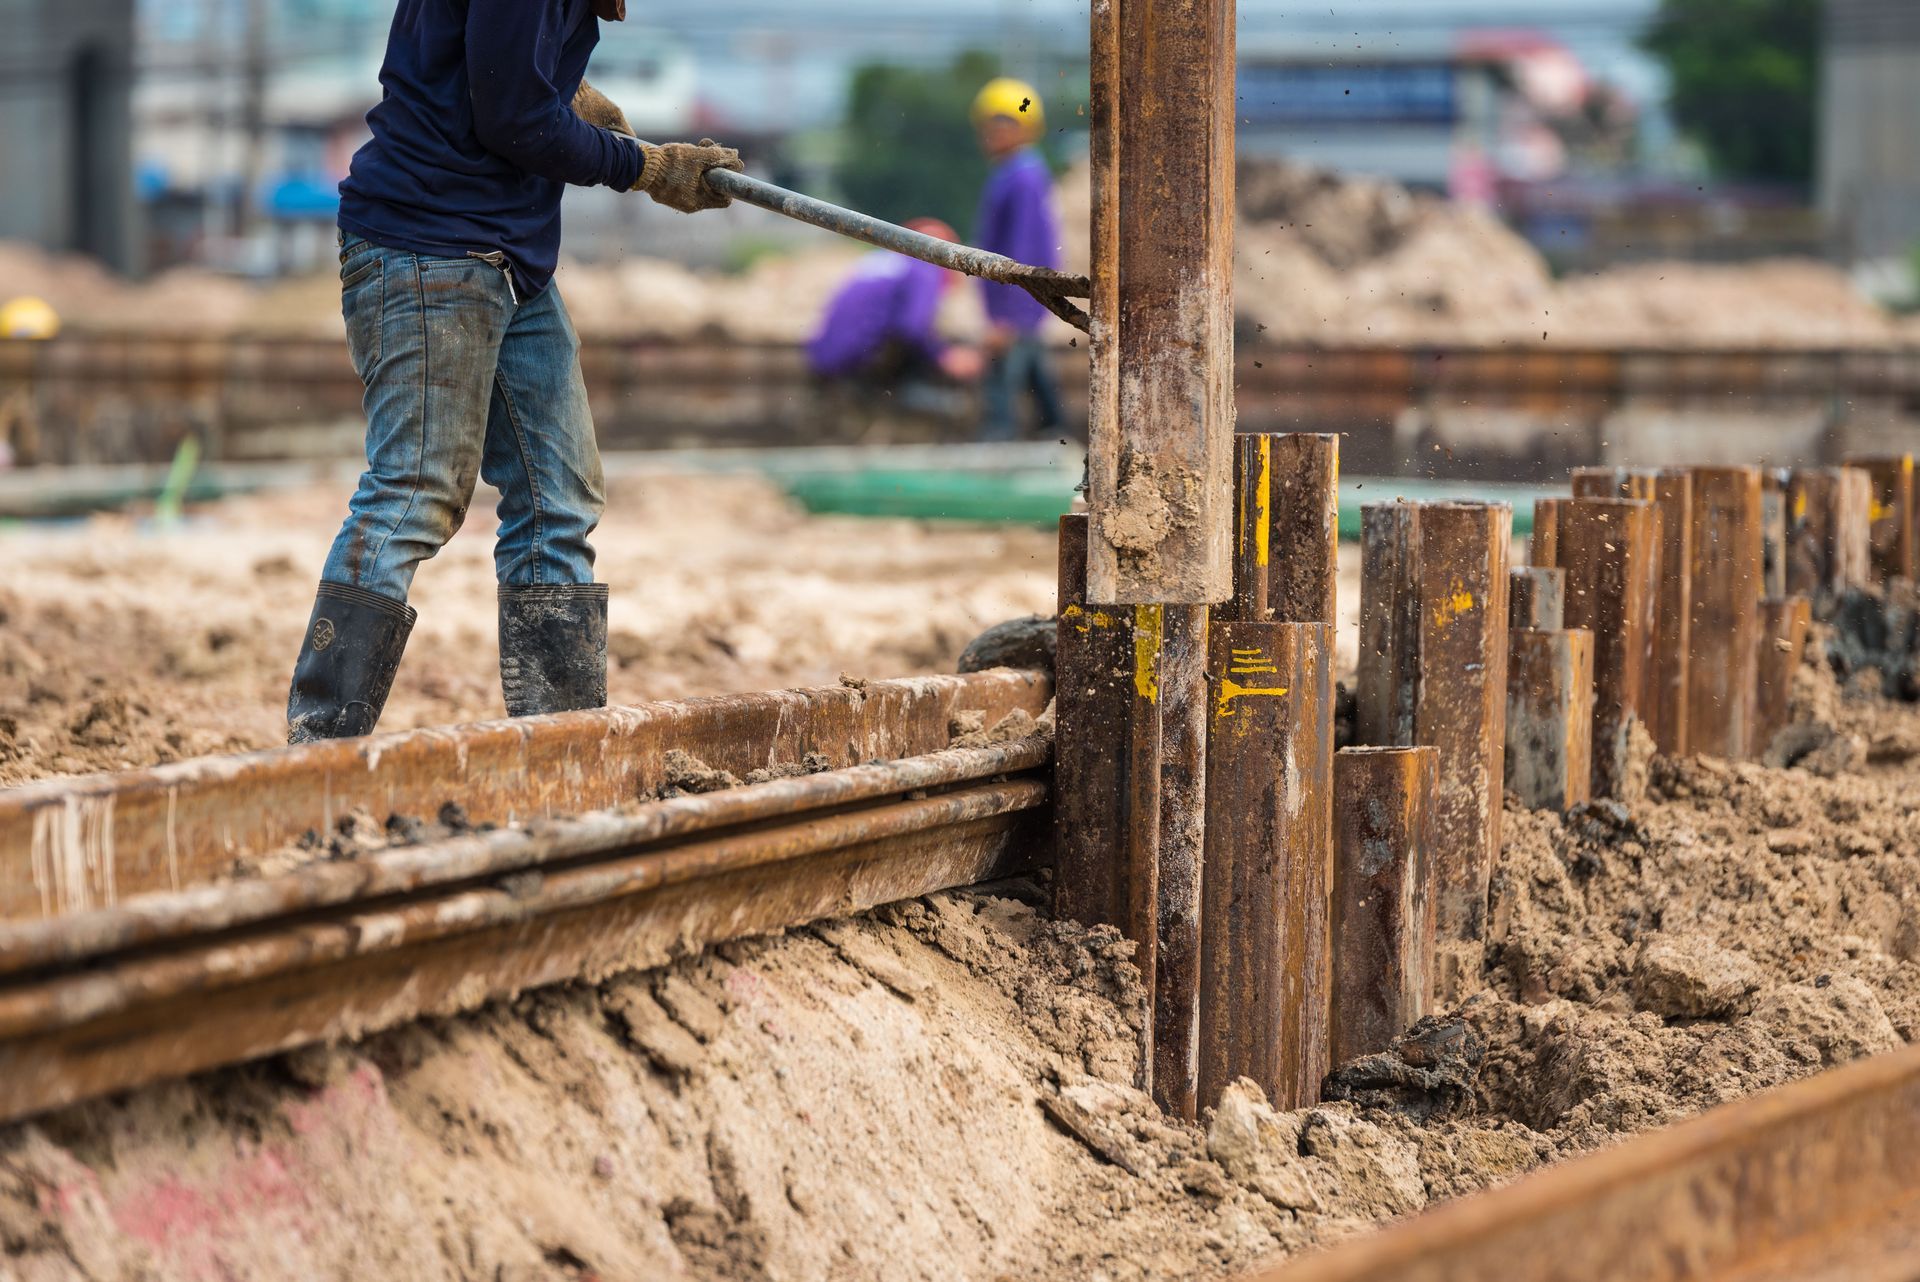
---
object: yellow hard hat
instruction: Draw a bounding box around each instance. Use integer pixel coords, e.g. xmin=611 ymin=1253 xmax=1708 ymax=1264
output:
xmin=0 ymin=296 xmax=59 ymax=341
xmin=971 ymin=77 xmax=1044 ymax=138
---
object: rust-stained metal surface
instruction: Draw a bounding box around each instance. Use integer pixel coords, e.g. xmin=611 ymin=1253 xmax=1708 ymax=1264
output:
xmin=1054 ymin=515 xmax=1157 ymax=973
xmin=1330 ymin=746 xmax=1437 ymax=1067
xmin=0 ymin=738 xmax=1052 ymax=977
xmin=1200 ymin=620 xmax=1334 ymax=1112
xmin=1154 ymin=603 xmax=1209 ymax=1120
xmin=1688 ymin=467 xmax=1764 ymax=760
xmin=1085 ymin=0 xmax=1237 ymax=604
xmin=1571 ymin=469 xmax=1674 ymax=755
xmin=1355 ymin=503 xmax=1421 ymax=748
xmin=1756 ymin=596 xmax=1812 ymax=757
xmin=1412 ymin=503 xmax=1511 ymax=947
xmin=1761 ymin=467 xmax=1789 ymax=599
xmin=1530 ymin=498 xmax=1564 ymax=569
xmin=1269 ymin=433 xmax=1340 ymax=623
xmin=1227 ymin=433 xmax=1274 ymax=623
xmin=1786 ymin=466 xmax=1874 ymax=602
xmin=1652 ymin=469 xmax=1695 ymax=756
xmin=0 ymin=774 xmax=1048 ymax=1123
xmin=1561 ymin=498 xmax=1657 ymax=799
xmin=1245 ymin=1042 xmax=1920 ymax=1282
xmin=1848 ymin=453 xmax=1916 ymax=584
xmin=0 ymin=670 xmax=1049 ymax=922
xmin=1504 ymin=629 xmax=1595 ymax=812
xmin=1508 ymin=567 xmax=1565 ymax=631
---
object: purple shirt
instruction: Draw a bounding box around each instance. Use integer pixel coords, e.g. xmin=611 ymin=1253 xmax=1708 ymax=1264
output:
xmin=807 ymin=252 xmax=949 ymax=377
xmin=975 ymin=148 xmax=1060 ymax=334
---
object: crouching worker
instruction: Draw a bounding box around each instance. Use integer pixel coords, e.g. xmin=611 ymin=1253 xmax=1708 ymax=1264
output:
xmin=288 ymin=0 xmax=741 ymax=742
xmin=806 ymin=219 xmax=983 ymax=415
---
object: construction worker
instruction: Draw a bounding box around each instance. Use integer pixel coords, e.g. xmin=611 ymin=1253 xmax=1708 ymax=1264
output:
xmin=971 ymin=77 xmax=1066 ymax=443
xmin=806 ymin=218 xmax=983 ymax=414
xmin=0 ymin=296 xmax=57 ymax=468
xmin=287 ymin=0 xmax=741 ymax=743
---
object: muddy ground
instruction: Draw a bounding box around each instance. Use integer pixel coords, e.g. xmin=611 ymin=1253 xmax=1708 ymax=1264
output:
xmin=1 ymin=484 xmax=1918 ymax=1280
xmin=0 ymin=474 xmax=1060 ymax=786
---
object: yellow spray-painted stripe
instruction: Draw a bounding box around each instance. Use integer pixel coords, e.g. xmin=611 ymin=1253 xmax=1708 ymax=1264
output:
xmin=1870 ymin=498 xmax=1896 ymax=524
xmin=1133 ymin=604 xmax=1163 ymax=702
xmin=1255 ymin=437 xmax=1272 ymax=568
xmin=1792 ymin=491 xmax=1808 ymax=523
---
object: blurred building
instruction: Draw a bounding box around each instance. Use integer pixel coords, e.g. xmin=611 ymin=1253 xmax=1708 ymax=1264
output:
xmin=1819 ymin=0 xmax=1920 ymax=265
xmin=0 ymin=0 xmax=139 ymax=272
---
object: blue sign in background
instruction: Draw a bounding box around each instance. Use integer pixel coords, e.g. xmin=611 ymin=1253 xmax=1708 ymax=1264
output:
xmin=1237 ymin=62 xmax=1458 ymax=125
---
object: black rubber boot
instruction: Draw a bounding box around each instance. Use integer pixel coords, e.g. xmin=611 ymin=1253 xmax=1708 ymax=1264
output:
xmin=286 ymin=582 xmax=416 ymax=744
xmin=498 ymin=584 xmax=609 ymax=716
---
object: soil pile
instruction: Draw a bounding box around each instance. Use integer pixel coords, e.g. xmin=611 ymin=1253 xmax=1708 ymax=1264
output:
xmin=6 ymin=155 xmax=1903 ymax=349
xmin=3 ymin=639 xmax=1918 ymax=1278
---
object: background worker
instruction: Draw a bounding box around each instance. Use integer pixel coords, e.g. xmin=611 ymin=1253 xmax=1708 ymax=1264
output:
xmin=971 ymin=77 xmax=1066 ymax=443
xmin=287 ymin=0 xmax=741 ymax=743
xmin=806 ymin=218 xmax=983 ymax=413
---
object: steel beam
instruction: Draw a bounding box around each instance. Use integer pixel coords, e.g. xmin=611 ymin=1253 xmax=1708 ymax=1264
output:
xmin=1153 ymin=602 xmax=1208 ymax=1120
xmin=1847 ymin=453 xmax=1916 ymax=584
xmin=1355 ymin=503 xmax=1422 ymax=748
xmin=1509 ymin=567 xmax=1566 ymax=631
xmin=1504 ymin=629 xmax=1595 ymax=812
xmin=1054 ymin=515 xmax=1160 ymax=1070
xmin=1561 ymin=498 xmax=1657 ymax=799
xmin=1756 ymin=596 xmax=1812 ymax=759
xmin=1530 ymin=497 xmax=1565 ymax=569
xmin=1269 ymin=433 xmax=1340 ymax=623
xmin=1786 ymin=467 xmax=1874 ymax=603
xmin=1688 ymin=467 xmax=1764 ymax=760
xmin=1199 ymin=620 xmax=1333 ymax=1111
xmin=0 ymin=670 xmax=1050 ymax=920
xmin=1085 ymin=0 xmax=1237 ymax=604
xmin=1761 ymin=468 xmax=1789 ymax=599
xmin=1330 ymin=746 xmax=1437 ymax=1067
xmin=1652 ymin=469 xmax=1695 ymax=756
xmin=1227 ymin=433 xmax=1274 ymax=623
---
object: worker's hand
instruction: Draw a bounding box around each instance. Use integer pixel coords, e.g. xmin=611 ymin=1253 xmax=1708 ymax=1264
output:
xmin=633 ymin=139 xmax=745 ymax=214
xmin=573 ymin=80 xmax=635 ymax=138
xmin=940 ymin=347 xmax=986 ymax=381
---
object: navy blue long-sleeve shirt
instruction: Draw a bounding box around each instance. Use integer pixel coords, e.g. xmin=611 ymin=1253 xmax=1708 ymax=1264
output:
xmin=338 ymin=0 xmax=645 ymax=298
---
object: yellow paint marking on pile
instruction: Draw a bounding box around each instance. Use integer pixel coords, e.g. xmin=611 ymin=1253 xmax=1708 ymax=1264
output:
xmin=1432 ymin=579 xmax=1477 ymax=627
xmin=1133 ymin=605 xmax=1164 ymax=701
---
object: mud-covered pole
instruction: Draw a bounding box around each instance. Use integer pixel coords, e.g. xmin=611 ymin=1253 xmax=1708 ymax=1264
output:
xmin=1509 ymin=567 xmax=1566 ymax=631
xmin=1561 ymin=498 xmax=1657 ymax=800
xmin=1786 ymin=467 xmax=1874 ymax=604
xmin=1356 ymin=503 xmax=1422 ymax=747
xmin=1415 ymin=504 xmax=1511 ymax=991
xmin=1152 ymin=602 xmax=1208 ymax=1120
xmin=1755 ymin=596 xmax=1812 ymax=759
xmin=1688 ymin=467 xmax=1764 ymax=759
xmin=1847 ymin=454 xmax=1916 ymax=584
xmin=1084 ymin=0 xmax=1236 ymax=605
xmin=1761 ymin=468 xmax=1790 ymax=600
xmin=1505 ymin=628 xmax=1596 ymax=812
xmin=1199 ymin=620 xmax=1334 ymax=1111
xmin=1571 ymin=469 xmax=1667 ymax=755
xmin=1531 ymin=498 xmax=1566 ymax=569
xmin=1052 ymin=513 xmax=1161 ymax=1092
xmin=1269 ymin=434 xmax=1341 ymax=623
xmin=1652 ymin=469 xmax=1695 ymax=756
xmin=1331 ymin=746 xmax=1439 ymax=1066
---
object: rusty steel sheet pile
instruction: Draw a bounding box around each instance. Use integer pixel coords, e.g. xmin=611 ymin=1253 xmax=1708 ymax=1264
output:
xmin=0 ymin=674 xmax=1054 ymax=1124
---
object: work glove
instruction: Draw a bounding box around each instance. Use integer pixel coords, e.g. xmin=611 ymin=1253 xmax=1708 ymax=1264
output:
xmin=633 ymin=139 xmax=744 ymax=214
xmin=573 ymin=80 xmax=635 ymax=138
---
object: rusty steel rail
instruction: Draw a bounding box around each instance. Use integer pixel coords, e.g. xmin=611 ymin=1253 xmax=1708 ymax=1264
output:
xmin=0 ymin=670 xmax=1055 ymax=1123
xmin=1251 ymin=1042 xmax=1920 ymax=1282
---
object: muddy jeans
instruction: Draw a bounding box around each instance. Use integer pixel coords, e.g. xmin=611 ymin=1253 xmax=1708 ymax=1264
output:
xmin=979 ymin=336 xmax=1065 ymax=443
xmin=321 ymin=232 xmax=606 ymax=600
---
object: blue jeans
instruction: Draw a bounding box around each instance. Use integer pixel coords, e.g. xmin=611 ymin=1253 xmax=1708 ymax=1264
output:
xmin=979 ymin=336 xmax=1065 ymax=443
xmin=321 ymin=233 xmax=605 ymax=600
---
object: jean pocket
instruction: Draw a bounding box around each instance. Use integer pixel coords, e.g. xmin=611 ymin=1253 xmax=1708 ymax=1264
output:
xmin=340 ymin=256 xmax=385 ymax=380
